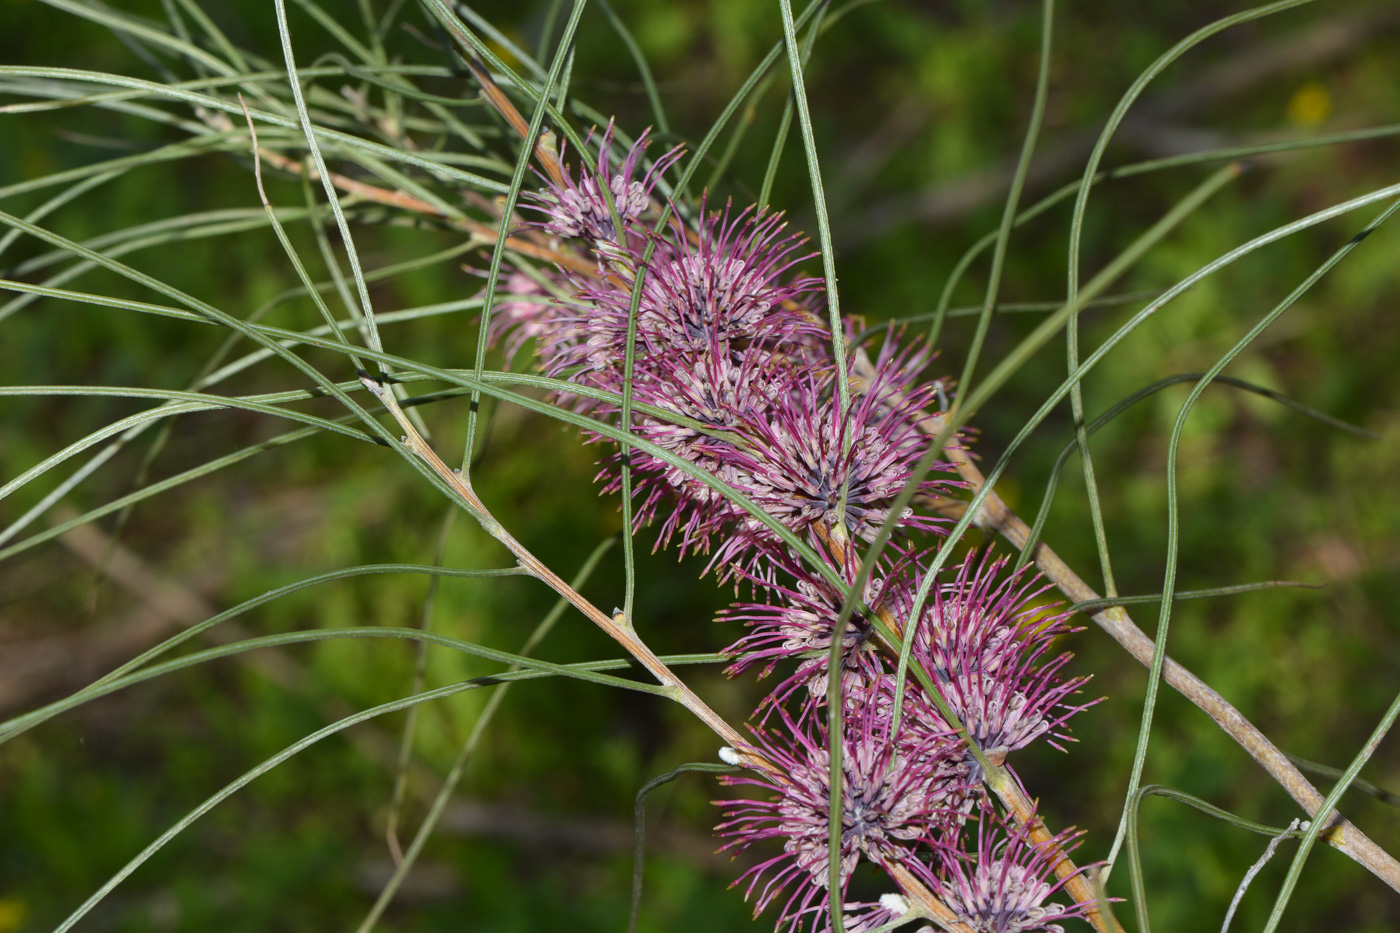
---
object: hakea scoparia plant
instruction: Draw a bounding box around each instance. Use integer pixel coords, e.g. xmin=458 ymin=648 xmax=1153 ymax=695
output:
xmin=489 ymin=124 xmax=1101 ymax=932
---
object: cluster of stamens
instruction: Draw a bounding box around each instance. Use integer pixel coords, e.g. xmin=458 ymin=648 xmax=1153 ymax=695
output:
xmin=490 ymin=125 xmax=1099 ymax=932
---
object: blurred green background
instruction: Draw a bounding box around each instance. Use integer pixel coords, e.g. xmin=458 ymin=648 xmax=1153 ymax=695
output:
xmin=1 ymin=0 xmax=1398 ymax=931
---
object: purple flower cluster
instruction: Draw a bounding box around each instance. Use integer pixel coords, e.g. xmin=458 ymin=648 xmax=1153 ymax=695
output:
xmin=525 ymin=121 xmax=681 ymax=248
xmin=491 ymin=127 xmax=1098 ymax=932
xmin=714 ymin=556 xmax=1093 ymax=931
xmin=717 ymin=703 xmax=959 ymax=925
xmin=894 ymin=553 xmax=1095 ymax=759
xmin=922 ymin=801 xmax=1091 ymax=933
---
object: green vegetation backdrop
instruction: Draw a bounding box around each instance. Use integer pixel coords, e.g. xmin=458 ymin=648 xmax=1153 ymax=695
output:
xmin=1 ymin=1 xmax=1398 ymax=931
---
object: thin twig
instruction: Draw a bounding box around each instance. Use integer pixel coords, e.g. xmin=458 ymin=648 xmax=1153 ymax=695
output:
xmin=884 ymin=861 xmax=974 ymax=933
xmin=201 ymin=106 xmax=594 ymax=274
xmin=357 ymin=373 xmax=764 ymax=768
xmin=459 ymin=55 xmax=566 ymax=188
xmin=1221 ymin=819 xmax=1301 ymax=933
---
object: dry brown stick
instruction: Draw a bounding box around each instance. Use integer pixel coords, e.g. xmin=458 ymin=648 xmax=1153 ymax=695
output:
xmin=0 ymin=525 xmax=224 ymax=713
xmin=927 ymin=428 xmax=1400 ymax=895
xmin=357 ymin=374 xmax=760 ymax=762
xmin=211 ymin=102 xmax=594 ymax=275
xmin=42 ymin=507 xmax=448 ymax=797
xmin=249 ymin=142 xmax=596 ymax=276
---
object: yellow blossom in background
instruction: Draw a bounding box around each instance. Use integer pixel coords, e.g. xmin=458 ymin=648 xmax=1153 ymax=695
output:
xmin=0 ymin=896 xmax=27 ymax=933
xmin=1288 ymin=80 xmax=1332 ymax=127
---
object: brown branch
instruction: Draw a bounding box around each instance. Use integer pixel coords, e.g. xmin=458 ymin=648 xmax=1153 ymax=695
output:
xmin=0 ymin=523 xmax=224 ymax=713
xmin=31 ymin=507 xmax=447 ymax=797
xmin=248 ymin=141 xmax=596 ymax=276
xmin=358 ymin=375 xmax=764 ymax=766
xmin=922 ymin=419 xmax=1400 ymax=895
xmin=213 ymin=100 xmax=595 ymax=276
xmin=459 ymin=57 xmax=566 ymax=188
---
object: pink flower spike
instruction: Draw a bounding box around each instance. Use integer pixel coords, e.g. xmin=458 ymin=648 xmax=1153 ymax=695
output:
xmin=717 ymin=341 xmax=961 ymax=569
xmin=720 ymin=544 xmax=898 ymax=702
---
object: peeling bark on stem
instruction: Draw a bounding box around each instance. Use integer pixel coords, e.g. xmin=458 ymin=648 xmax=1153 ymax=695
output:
xmin=916 ymin=408 xmax=1400 ymax=896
